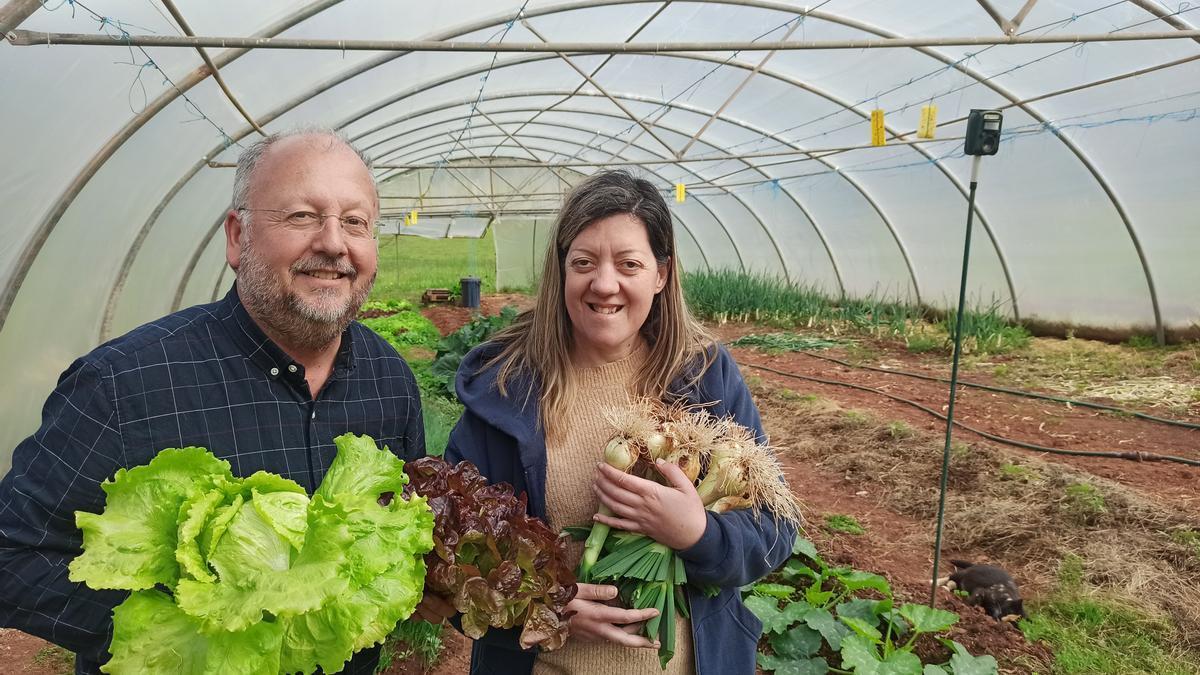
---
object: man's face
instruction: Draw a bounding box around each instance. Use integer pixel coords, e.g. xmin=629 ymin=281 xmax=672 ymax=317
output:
xmin=225 ymin=135 xmax=379 ymax=350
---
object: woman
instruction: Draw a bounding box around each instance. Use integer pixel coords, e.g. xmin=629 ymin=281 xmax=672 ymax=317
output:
xmin=444 ymin=170 xmax=794 ymax=674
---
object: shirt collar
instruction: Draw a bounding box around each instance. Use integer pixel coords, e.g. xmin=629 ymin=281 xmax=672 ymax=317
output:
xmin=221 ymin=283 xmax=357 ymax=383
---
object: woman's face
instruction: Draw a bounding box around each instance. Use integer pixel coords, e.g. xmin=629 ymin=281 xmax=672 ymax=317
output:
xmin=563 ymin=213 xmax=668 ymax=367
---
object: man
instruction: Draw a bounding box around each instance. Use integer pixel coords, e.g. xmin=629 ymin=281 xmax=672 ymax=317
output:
xmin=0 ymin=128 xmax=424 ymax=673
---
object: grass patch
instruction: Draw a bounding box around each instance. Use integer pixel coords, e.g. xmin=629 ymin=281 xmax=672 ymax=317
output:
xmin=999 ymin=461 xmax=1039 ymax=483
xmin=1062 ymin=482 xmax=1108 ymax=524
xmin=905 ymin=333 xmax=943 ymax=353
xmin=1021 ymin=594 xmax=1196 ymax=675
xmin=371 ymin=230 xmax=497 ymax=303
xmin=886 ymin=420 xmax=914 ymax=440
xmin=377 ymin=619 xmax=444 ymax=673
xmin=823 ymin=513 xmax=866 ymax=535
xmin=31 ymin=644 xmax=74 ymax=672
xmin=729 ymin=333 xmax=842 ymax=352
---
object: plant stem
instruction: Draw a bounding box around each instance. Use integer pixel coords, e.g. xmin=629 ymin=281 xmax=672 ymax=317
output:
xmin=578 ymin=504 xmax=614 ymax=582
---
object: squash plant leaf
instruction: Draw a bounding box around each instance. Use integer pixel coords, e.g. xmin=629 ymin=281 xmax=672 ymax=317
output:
xmin=839 ymin=570 xmax=891 ymax=594
xmin=792 ymin=535 xmax=820 ymax=562
xmin=805 ymin=607 xmax=852 ymax=650
xmin=840 ymin=615 xmax=883 ymax=641
xmin=945 ymin=640 xmax=999 ymax=675
xmin=745 ymin=594 xmax=788 ymax=634
xmin=836 ymin=597 xmax=885 ymax=625
xmin=770 ymin=622 xmax=824 ymax=659
xmin=754 ymin=582 xmax=796 ymax=600
xmin=758 ymin=652 xmax=830 ymax=675
xmin=900 ymin=604 xmax=959 ymax=634
xmin=782 ymin=559 xmax=821 ymax=582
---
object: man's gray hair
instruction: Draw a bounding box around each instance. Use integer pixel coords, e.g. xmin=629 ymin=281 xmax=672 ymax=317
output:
xmin=230 ymin=126 xmax=375 ymax=211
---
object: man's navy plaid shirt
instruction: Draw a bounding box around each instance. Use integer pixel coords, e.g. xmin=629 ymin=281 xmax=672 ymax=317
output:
xmin=0 ymin=285 xmax=425 ymax=673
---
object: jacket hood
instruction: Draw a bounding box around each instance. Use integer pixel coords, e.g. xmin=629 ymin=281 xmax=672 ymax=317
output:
xmin=455 ymin=342 xmax=542 ymax=448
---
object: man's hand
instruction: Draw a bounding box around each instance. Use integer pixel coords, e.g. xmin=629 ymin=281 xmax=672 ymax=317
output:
xmin=564 ymin=583 xmax=659 ymax=648
xmin=412 ymin=590 xmax=457 ymax=624
xmin=592 ymin=460 xmax=708 ymax=551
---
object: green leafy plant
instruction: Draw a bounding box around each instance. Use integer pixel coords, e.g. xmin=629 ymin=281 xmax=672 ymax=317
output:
xmin=824 ymin=514 xmax=866 ymax=536
xmin=376 ymin=619 xmax=443 ymax=673
xmin=70 ymin=434 xmax=436 ymax=674
xmin=360 ymin=299 xmax=414 ymax=315
xmin=730 ymin=333 xmax=843 ymax=352
xmin=429 ymin=306 xmax=519 ymax=399
xmin=1063 ymin=482 xmax=1108 ymax=522
xmin=362 ymin=311 xmax=442 ymax=352
xmin=748 ymin=536 xmax=998 ymax=675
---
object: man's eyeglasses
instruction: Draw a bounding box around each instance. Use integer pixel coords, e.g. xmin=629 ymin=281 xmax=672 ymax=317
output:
xmin=237 ymin=208 xmax=376 ymax=240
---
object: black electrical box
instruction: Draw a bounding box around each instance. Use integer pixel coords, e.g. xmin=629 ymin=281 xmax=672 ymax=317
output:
xmin=964 ymin=109 xmax=1003 ymax=156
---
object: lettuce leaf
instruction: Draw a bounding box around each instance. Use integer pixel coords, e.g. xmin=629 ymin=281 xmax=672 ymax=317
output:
xmin=70 ymin=447 xmax=232 ymax=591
xmin=315 ymin=432 xmax=409 ymax=503
xmin=105 ymin=590 xmax=283 ymax=675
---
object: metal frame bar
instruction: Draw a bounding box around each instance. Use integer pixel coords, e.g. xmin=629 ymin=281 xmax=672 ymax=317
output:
xmin=495 ymin=1 xmax=673 ymax=158
xmin=159 ymin=0 xmax=266 ymax=135
xmin=678 ymin=17 xmax=801 ymax=157
xmin=0 ymin=0 xmax=40 ymax=35
xmin=13 ymin=27 xmax=1200 ymax=50
xmin=521 ymin=19 xmax=678 ymax=157
xmin=1010 ymin=0 xmax=1040 ymax=34
xmin=975 ymin=0 xmax=1016 ymax=36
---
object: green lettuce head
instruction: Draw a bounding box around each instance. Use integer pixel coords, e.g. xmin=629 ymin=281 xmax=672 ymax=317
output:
xmin=70 ymin=433 xmax=434 ymax=674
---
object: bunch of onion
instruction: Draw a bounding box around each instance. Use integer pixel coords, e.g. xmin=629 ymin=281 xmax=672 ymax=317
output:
xmin=577 ymin=398 xmax=714 ymax=582
xmin=576 ymin=398 xmax=802 ymax=668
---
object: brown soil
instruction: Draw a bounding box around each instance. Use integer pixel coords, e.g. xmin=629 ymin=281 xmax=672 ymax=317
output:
xmin=420 ymin=294 xmax=534 ymax=337
xmin=725 ymin=340 xmax=1200 ymax=512
xmin=0 ymin=628 xmax=72 ymax=675
xmin=380 ymin=627 xmax=471 ymax=675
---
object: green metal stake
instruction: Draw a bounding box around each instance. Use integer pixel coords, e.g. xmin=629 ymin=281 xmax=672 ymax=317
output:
xmin=930 ymin=153 xmax=982 ymax=607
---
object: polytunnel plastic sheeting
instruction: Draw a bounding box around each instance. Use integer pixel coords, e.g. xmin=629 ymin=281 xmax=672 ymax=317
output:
xmin=494 ymin=218 xmax=554 ymax=291
xmin=2 ymin=0 xmax=1199 ymax=471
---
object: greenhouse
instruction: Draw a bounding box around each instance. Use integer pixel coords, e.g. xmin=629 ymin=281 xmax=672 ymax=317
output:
xmin=1 ymin=1 xmax=1198 ymax=673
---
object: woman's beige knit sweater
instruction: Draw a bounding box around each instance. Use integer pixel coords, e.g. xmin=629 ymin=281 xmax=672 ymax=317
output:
xmin=533 ymin=345 xmax=695 ymax=675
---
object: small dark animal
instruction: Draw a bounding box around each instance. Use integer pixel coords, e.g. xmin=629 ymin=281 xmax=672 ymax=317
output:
xmin=938 ymin=560 xmax=1025 ymax=622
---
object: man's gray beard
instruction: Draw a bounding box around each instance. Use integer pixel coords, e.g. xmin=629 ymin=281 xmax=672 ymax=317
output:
xmin=236 ymin=242 xmax=374 ymax=352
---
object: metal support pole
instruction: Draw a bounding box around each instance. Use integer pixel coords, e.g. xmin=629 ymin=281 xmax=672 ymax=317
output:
xmin=930 ymin=154 xmax=982 ymax=607
xmin=10 ymin=28 xmax=1200 ymax=50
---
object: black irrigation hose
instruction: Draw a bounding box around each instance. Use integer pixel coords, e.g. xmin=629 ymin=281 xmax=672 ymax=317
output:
xmin=796 ymin=349 xmax=1200 ymax=432
xmin=741 ymin=361 xmax=1200 ymax=468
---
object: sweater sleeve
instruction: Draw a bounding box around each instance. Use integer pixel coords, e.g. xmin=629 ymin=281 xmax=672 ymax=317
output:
xmin=0 ymin=359 xmax=128 ymax=662
xmin=676 ymin=346 xmax=797 ymax=586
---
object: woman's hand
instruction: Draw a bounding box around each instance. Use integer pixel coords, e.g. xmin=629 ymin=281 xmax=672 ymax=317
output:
xmin=592 ymin=459 xmax=708 ymax=551
xmin=566 ymin=583 xmax=660 ymax=648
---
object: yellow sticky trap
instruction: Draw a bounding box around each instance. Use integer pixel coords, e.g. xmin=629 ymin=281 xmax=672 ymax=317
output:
xmin=403 ymin=212 xmax=412 ymax=226
xmin=870 ymin=109 xmax=886 ymax=146
xmin=918 ymin=104 xmax=938 ymax=139
xmin=410 ymin=209 xmax=419 ymax=225
xmin=675 ymin=183 xmax=686 ymax=203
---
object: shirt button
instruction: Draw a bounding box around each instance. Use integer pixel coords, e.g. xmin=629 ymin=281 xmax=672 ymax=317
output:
xmin=288 ymin=364 xmax=298 ymax=373
xmin=269 ymin=367 xmax=280 ymax=376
